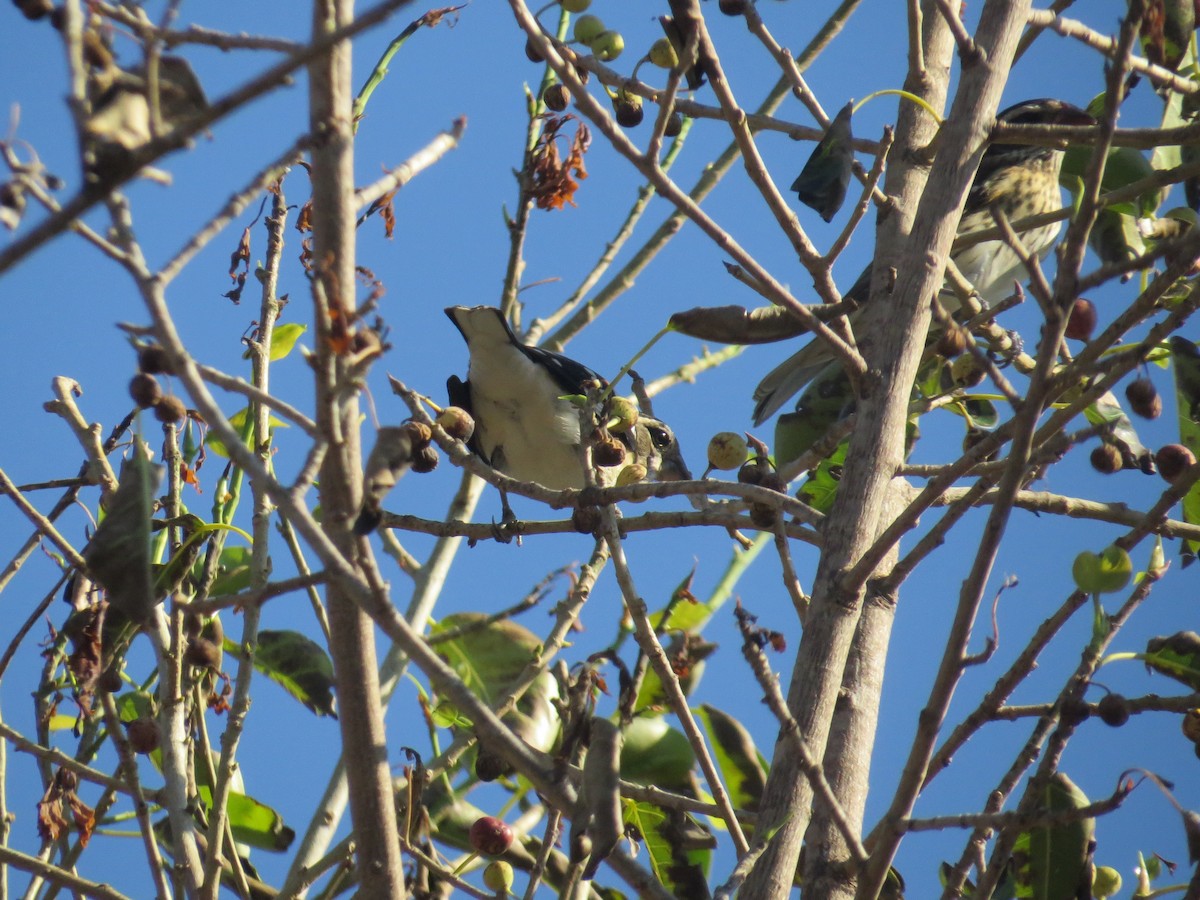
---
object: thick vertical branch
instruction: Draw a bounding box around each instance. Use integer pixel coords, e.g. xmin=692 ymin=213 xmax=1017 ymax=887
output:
xmin=744 ymin=0 xmax=1035 ymax=895
xmin=307 ymin=0 xmax=406 ymax=895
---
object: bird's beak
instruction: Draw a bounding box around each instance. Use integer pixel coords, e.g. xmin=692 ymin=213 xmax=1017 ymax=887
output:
xmin=655 ymin=441 xmax=693 ymax=483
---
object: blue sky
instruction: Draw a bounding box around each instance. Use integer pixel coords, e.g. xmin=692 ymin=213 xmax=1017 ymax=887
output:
xmin=2 ymin=1 xmax=1198 ymax=896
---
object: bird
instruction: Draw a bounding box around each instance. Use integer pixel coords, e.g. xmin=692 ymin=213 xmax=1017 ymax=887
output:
xmin=752 ymin=98 xmax=1095 ymax=426
xmin=445 ymin=305 xmax=692 ymax=524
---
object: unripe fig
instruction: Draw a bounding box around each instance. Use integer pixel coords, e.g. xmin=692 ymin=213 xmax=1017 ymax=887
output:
xmin=590 ymin=30 xmax=624 ymax=61
xmin=707 ymin=432 xmax=747 ymax=471
xmin=605 ymin=396 xmax=639 ymax=433
xmin=484 ymin=860 xmax=515 ymax=893
xmin=560 ymin=0 xmax=589 ymax=11
xmin=950 ymin=353 xmax=986 ymax=388
xmin=437 ymin=406 xmax=475 ymax=442
xmin=572 ymin=14 xmax=605 ymax=46
xmin=649 ymin=37 xmax=679 ymax=69
xmin=616 ymin=463 xmax=647 ymax=486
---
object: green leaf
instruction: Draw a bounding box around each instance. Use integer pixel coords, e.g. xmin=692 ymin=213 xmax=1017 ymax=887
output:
xmin=622 ymin=799 xmax=712 ymax=895
xmin=618 ymin=716 xmax=695 ymax=790
xmin=268 ymin=323 xmax=306 ymax=362
xmin=1171 ymin=337 xmax=1200 ymax=557
xmin=207 ymin=408 xmax=288 ymax=459
xmin=1071 ymin=546 xmax=1132 ymax=595
xmin=1010 ymin=772 xmax=1093 ymax=900
xmin=202 ymin=546 xmax=253 ymax=596
xmin=430 ymin=614 xmax=540 ymax=704
xmin=1144 ymin=632 xmax=1200 ymax=690
xmin=196 ymin=785 xmax=295 ymax=852
xmin=226 ymin=630 xmax=336 ymax=717
xmin=696 ymin=704 xmax=768 ymax=812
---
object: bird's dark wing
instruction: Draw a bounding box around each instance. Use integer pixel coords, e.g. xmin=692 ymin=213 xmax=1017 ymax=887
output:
xmin=447 ymin=374 xmax=485 ymax=461
xmin=515 ymin=343 xmax=607 ymax=396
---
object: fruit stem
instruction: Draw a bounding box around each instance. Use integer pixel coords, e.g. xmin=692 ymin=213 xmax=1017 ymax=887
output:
xmin=852 ymin=89 xmax=943 ymax=125
xmin=600 ymin=324 xmax=671 ymax=403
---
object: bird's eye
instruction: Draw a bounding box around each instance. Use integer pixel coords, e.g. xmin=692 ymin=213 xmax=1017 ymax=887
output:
xmin=646 ymin=425 xmax=673 ymax=449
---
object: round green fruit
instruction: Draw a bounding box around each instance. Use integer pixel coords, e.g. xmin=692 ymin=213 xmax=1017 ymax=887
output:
xmin=572 ymin=14 xmax=605 ymax=45
xmin=590 ymin=30 xmax=624 ymax=61
xmin=649 ymin=37 xmax=679 ymax=69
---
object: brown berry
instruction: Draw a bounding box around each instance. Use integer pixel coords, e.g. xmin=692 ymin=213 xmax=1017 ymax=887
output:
xmin=614 ymin=97 xmax=644 ymax=128
xmin=737 ymin=461 xmax=766 ymax=486
xmin=1065 ymin=298 xmax=1097 ymax=341
xmin=469 ymin=816 xmax=514 ymax=856
xmin=1097 ymin=693 xmax=1130 ymax=728
xmin=571 ymin=505 xmax=602 ymax=533
xmin=936 ymin=325 xmax=970 ymax=358
xmin=436 ymin=406 xmax=475 ymax=442
xmin=719 ymin=0 xmax=749 ymax=13
xmin=98 ymin=667 xmax=123 ymax=693
xmin=126 ymin=717 xmax=161 ymax=754
xmin=1126 ymin=377 xmax=1161 ymax=420
xmin=412 ymin=446 xmax=439 ymax=474
xmin=129 ymin=373 xmax=163 ymax=409
xmin=154 ymin=394 xmax=187 ymax=423
xmin=137 ymin=343 xmax=174 ymax=375
xmin=1182 ymin=708 xmax=1200 ymax=744
xmin=14 ymin=0 xmax=53 ymax=19
xmin=1156 ymin=443 xmax=1196 ymax=483
xmin=1090 ymin=444 xmax=1123 ymax=474
xmin=758 ymin=471 xmax=786 ymax=494
xmin=749 ymin=502 xmax=778 ymax=528
xmin=184 ymin=637 xmax=222 ymax=670
xmin=1059 ymin=696 xmax=1091 ymax=727
xmin=593 ymin=437 xmax=626 ymax=467
xmin=663 ymin=111 xmax=684 ymax=138
xmin=475 ymin=751 xmax=510 ymax=782
xmin=525 ymin=37 xmax=545 ymax=63
xmin=542 ymin=83 xmax=570 ymax=112
xmin=402 ymin=421 xmax=432 ymax=448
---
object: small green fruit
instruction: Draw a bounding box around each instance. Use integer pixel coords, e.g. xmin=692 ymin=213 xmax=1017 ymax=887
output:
xmin=560 ymin=0 xmax=589 ymax=11
xmin=572 ymin=14 xmax=605 ymax=45
xmin=590 ymin=30 xmax=624 ymax=61
xmin=1091 ymin=865 xmax=1122 ymax=898
xmin=616 ymin=463 xmax=648 ymax=486
xmin=707 ymin=432 xmax=748 ymax=471
xmin=606 ymin=396 xmax=639 ymax=433
xmin=484 ymin=860 xmax=514 ymax=893
xmin=649 ymin=37 xmax=679 ymax=69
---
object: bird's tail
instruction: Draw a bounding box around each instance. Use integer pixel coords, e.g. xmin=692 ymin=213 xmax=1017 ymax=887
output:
xmin=752 ymin=345 xmax=837 ymax=426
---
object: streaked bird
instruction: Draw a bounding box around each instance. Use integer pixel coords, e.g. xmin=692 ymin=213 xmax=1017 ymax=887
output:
xmin=753 ymin=98 xmax=1094 ymax=425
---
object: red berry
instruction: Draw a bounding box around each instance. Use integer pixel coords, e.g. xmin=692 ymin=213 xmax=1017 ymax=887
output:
xmin=469 ymin=816 xmax=514 ymax=856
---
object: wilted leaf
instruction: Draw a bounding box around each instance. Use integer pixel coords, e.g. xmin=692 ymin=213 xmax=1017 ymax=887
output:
xmin=226 ymin=630 xmax=336 ymax=717
xmin=791 ymin=102 xmax=855 ymax=222
xmin=697 ymin=704 xmax=768 ymax=811
xmin=669 ymin=304 xmax=809 ymax=344
xmin=1144 ymin=632 xmax=1200 ymax=690
xmin=84 ymin=444 xmax=163 ymax=624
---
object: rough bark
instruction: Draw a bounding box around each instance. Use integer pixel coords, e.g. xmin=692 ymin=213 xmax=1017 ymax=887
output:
xmin=308 ymin=0 xmax=406 ymax=896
